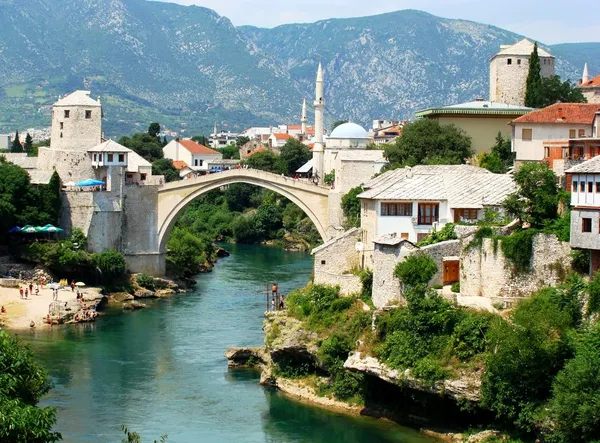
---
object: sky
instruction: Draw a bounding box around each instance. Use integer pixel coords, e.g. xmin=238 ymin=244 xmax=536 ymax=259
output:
xmin=161 ymin=0 xmax=599 ymax=45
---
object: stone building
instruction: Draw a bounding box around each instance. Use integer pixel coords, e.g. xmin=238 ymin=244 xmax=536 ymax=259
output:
xmin=578 ymin=63 xmax=600 ymax=104
xmin=489 ymin=39 xmax=554 ymax=106
xmin=163 ymin=138 xmax=222 ymax=172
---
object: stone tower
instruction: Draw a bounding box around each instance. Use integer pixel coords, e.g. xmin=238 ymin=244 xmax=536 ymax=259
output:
xmin=38 ymin=91 xmax=102 ymax=182
xmin=313 ymin=62 xmax=325 ymax=183
xmin=489 ymin=39 xmax=554 ymax=106
xmin=301 ymin=98 xmax=307 ymax=137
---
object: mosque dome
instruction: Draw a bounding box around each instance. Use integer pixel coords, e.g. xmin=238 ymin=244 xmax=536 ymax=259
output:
xmin=329 ymin=122 xmax=369 ymax=139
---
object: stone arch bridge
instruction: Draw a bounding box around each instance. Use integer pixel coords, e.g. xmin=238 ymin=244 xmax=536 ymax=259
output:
xmin=157 ymin=169 xmax=331 ymax=252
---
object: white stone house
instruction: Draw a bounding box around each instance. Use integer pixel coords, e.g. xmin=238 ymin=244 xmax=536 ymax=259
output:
xmin=358 ymin=165 xmax=516 ymax=250
xmin=268 ymin=132 xmax=293 ymax=149
xmin=511 ymin=103 xmax=600 ymax=176
xmin=578 ymin=63 xmax=600 ymax=104
xmin=163 ymin=138 xmax=222 ymax=172
xmin=89 ymin=140 xmax=154 ymax=188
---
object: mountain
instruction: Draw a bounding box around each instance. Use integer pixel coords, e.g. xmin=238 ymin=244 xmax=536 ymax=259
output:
xmin=0 ymin=0 xmax=597 ymax=136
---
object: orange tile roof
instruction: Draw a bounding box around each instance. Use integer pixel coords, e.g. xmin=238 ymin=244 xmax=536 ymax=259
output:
xmin=273 ymin=133 xmax=293 ymax=140
xmin=172 ymin=160 xmax=188 ymax=170
xmin=512 ymin=103 xmax=600 ymax=125
xmin=177 ymin=139 xmax=220 ymax=155
xmin=582 ymin=74 xmax=600 ymax=87
xmin=247 ymin=147 xmax=267 ymax=157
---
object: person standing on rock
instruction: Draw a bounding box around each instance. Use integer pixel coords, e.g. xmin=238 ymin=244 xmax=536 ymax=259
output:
xmin=24 ymin=288 xmax=28 ymax=299
xmin=19 ymin=287 xmax=23 ymax=299
xmin=29 ymin=282 xmax=33 ymax=294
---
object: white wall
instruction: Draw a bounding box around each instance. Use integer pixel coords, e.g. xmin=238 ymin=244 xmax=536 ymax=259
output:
xmin=163 ymin=140 xmax=192 ymax=166
xmin=513 ymin=122 xmax=592 ymax=161
xmin=374 ymin=200 xmax=450 ymax=243
xmin=571 ymin=173 xmax=600 ymax=207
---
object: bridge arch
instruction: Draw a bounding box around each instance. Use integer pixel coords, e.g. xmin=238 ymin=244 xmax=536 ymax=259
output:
xmin=157 ymin=170 xmax=330 ymax=252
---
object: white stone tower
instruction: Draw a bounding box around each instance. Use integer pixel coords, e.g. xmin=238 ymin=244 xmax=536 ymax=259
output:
xmin=38 ymin=91 xmax=102 ymax=182
xmin=313 ymin=62 xmax=325 ymax=183
xmin=489 ymin=39 xmax=554 ymax=106
xmin=301 ymin=98 xmax=307 ymax=137
xmin=582 ymin=62 xmax=590 ymax=84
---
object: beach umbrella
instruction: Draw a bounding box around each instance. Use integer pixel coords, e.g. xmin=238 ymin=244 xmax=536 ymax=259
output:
xmin=75 ymin=179 xmax=105 ymax=187
xmin=40 ymin=225 xmax=64 ymax=233
xmin=64 ymin=181 xmax=76 ymax=186
xmin=75 ymin=282 xmax=86 ymax=287
xmin=48 ymin=283 xmax=60 ymax=290
xmin=21 ymin=226 xmax=41 ymax=233
xmin=8 ymin=226 xmax=21 ymax=233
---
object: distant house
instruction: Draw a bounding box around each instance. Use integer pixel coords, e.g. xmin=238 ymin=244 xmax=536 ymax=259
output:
xmin=163 ymin=138 xmax=222 ymax=172
xmin=578 ymin=63 xmax=600 ymax=104
xmin=239 ymin=140 xmax=264 ymax=159
xmin=0 ymin=134 xmax=9 ymax=150
xmin=567 ymin=156 xmax=600 ymax=274
xmin=89 ymin=140 xmax=153 ymax=186
xmin=510 ymin=103 xmax=600 ymax=179
xmin=268 ymin=133 xmax=293 ymax=149
xmin=371 ymin=122 xmax=403 ymax=146
xmin=358 ymin=165 xmax=515 ymax=247
xmin=415 ymin=99 xmax=531 ymax=154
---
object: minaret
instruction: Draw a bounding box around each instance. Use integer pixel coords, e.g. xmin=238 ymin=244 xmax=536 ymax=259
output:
xmin=313 ymin=62 xmax=325 ymax=183
xmin=301 ymin=98 xmax=307 ymax=137
xmin=582 ymin=62 xmax=590 ymax=84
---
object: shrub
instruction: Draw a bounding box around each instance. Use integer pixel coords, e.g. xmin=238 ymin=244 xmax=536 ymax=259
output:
xmin=587 ymin=271 xmax=600 ymax=315
xmin=394 ymin=253 xmax=437 ymax=287
xmin=571 ymin=250 xmax=590 ymax=275
xmin=340 ymin=186 xmax=363 ymax=228
xmin=450 ymin=311 xmax=492 ymax=360
xmin=417 ymin=223 xmax=457 ymax=246
xmin=319 ymin=333 xmax=354 ymax=371
xmin=323 ymin=170 xmax=335 ymax=186
xmin=136 ymin=273 xmax=155 ymax=290
xmin=432 ymin=284 xmax=443 ymax=290
xmin=413 ymin=357 xmax=450 ymax=384
xmin=499 ymin=229 xmax=537 ymax=274
xmin=358 ymin=268 xmax=373 ymax=306
xmin=451 ymin=282 xmax=460 ymax=293
xmin=92 ymin=250 xmax=127 ymax=279
xmin=331 ymin=371 xmax=364 ymax=401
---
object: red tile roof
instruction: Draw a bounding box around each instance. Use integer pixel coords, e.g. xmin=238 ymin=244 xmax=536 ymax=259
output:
xmin=512 ymin=103 xmax=600 ymax=125
xmin=177 ymin=139 xmax=220 ymax=155
xmin=582 ymin=74 xmax=600 ymax=87
xmin=247 ymin=147 xmax=267 ymax=157
xmin=273 ymin=133 xmax=293 ymax=140
xmin=172 ymin=160 xmax=188 ymax=170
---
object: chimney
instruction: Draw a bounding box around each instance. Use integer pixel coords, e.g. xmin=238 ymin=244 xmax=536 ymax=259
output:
xmin=476 ymin=97 xmax=484 ymax=101
xmin=406 ymin=166 xmax=413 ymax=179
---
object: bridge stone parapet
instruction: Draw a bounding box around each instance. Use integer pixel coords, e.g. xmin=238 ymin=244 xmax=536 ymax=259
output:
xmin=157 ymin=169 xmax=331 ymax=252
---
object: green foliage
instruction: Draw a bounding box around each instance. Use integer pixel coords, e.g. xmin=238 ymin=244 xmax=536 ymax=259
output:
xmin=571 ymin=250 xmax=590 ymax=275
xmin=524 ymin=42 xmax=542 ymax=108
xmin=92 ymin=250 xmax=127 ymax=280
xmin=451 ymin=282 xmax=460 ymax=293
xmin=587 ymin=271 xmax=600 ymax=315
xmin=23 ymin=132 xmax=33 ymax=154
xmin=358 ymin=268 xmax=373 ymax=307
xmin=323 ymin=170 xmax=335 ymax=186
xmin=340 ymin=186 xmax=363 ymax=228
xmin=394 ymin=253 xmax=437 ymax=287
xmin=235 ymin=136 xmax=250 ymax=148
xmin=417 ymin=223 xmax=457 ymax=246
xmin=0 ymin=330 xmax=62 ymax=442
xmin=216 ymin=144 xmax=240 ymax=160
xmin=450 ymin=311 xmax=492 ymax=360
xmin=277 ymin=138 xmax=311 ymax=176
xmin=479 ymin=132 xmax=513 ymax=173
xmin=152 ymin=158 xmax=179 ymax=182
xmin=412 ymin=357 xmax=451 ymax=385
xmin=121 ymin=424 xmax=167 ymax=443
xmin=547 ymin=323 xmax=600 ymax=442
xmin=527 ymin=75 xmax=587 ymax=108
xmin=191 ymin=135 xmax=209 ymax=146
xmin=273 ymin=355 xmax=316 ymax=379
xmin=166 ymin=227 xmax=214 ymax=278
xmin=499 ymin=229 xmax=537 ymax=274
xmin=383 ymin=119 xmax=473 ymax=168
xmin=503 ymin=162 xmax=559 ymax=227
xmin=10 ymin=130 xmax=22 ymax=153
xmin=245 ymin=150 xmax=279 ymax=172
xmin=224 ymin=183 xmax=254 ymax=212
xmin=148 ymin=122 xmax=161 ymax=138
xmin=119 ymin=133 xmax=164 ymax=163
xmin=136 ymin=273 xmax=155 ymax=290
xmin=542 ymin=210 xmax=570 ymax=242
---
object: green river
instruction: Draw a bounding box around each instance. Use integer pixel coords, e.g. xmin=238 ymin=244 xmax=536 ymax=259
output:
xmin=17 ymin=244 xmax=435 ymax=442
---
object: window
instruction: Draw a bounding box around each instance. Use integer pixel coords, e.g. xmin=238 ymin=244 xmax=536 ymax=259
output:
xmin=596 ymin=182 xmax=600 ymax=193
xmin=563 ymin=148 xmax=569 ymax=158
xmin=579 ymin=129 xmax=585 ymax=137
xmin=544 ymin=147 xmax=550 ymax=158
xmin=107 ymin=153 xmax=113 ymax=162
xmin=589 ymin=182 xmax=594 ymax=192
xmin=118 ymin=154 xmax=125 ymax=162
xmin=60 ymin=122 xmax=64 ymax=130
xmin=580 ymin=181 xmax=585 ymax=192
xmin=543 ymin=59 xmax=547 ymax=64
xmin=454 ymin=208 xmax=478 ymax=223
xmin=400 ymin=233 xmax=409 ymax=239
xmin=93 ymin=154 xmax=97 ymax=162
xmin=517 ymin=59 xmax=521 ymax=65
xmin=199 ymin=159 xmax=203 ymax=166
xmin=140 ymin=173 xmax=147 ymax=181
xmin=85 ymin=110 xmax=92 ymax=119
xmin=64 ymin=110 xmax=70 ymax=118
xmin=522 ymin=128 xmax=532 ymax=141
xmin=507 ymin=58 xmax=512 ymax=65
xmin=381 ymin=202 xmax=412 ymax=216
xmin=569 ymin=129 xmax=576 ymax=138
xmin=582 ymin=218 xmax=592 ymax=233
xmin=320 ymin=260 xmax=326 ymax=265
xmin=417 ymin=233 xmax=429 ymax=242
xmin=418 ymin=203 xmax=439 ymax=225
xmin=194 ymin=159 xmax=199 ymax=166
xmin=60 ymin=133 xmax=63 ymax=138
xmin=573 ymin=181 xmax=578 ymax=191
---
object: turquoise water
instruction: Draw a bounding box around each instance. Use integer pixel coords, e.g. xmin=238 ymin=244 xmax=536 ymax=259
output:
xmin=17 ymin=244 xmax=434 ymax=442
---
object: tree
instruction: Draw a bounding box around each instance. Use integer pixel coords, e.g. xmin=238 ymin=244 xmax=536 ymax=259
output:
xmin=23 ymin=133 xmax=33 ymax=154
xmin=383 ymin=119 xmax=473 ymax=168
xmin=535 ymin=76 xmax=587 ymax=107
xmin=191 ymin=135 xmax=209 ymax=146
xmin=0 ymin=330 xmax=62 ymax=442
xmin=152 ymin=158 xmax=179 ymax=182
xmin=332 ymin=120 xmax=348 ymax=131
xmin=524 ymin=42 xmax=542 ymax=108
xmin=225 ymin=183 xmax=255 ymax=212
xmin=161 ymin=136 xmax=168 ymax=147
xmin=0 ymin=158 xmax=39 ymax=241
xmin=38 ymin=171 xmax=62 ymax=224
xmin=92 ymin=250 xmax=126 ymax=280
xmin=235 ymin=136 xmax=250 ymax=148
xmin=245 ymin=150 xmax=279 ymax=172
xmin=277 ymin=138 xmax=311 ymax=176
xmin=148 ymin=123 xmax=161 ymax=139
xmin=217 ymin=145 xmax=239 ymax=159
xmin=479 ymin=132 xmax=513 ymax=173
xmin=119 ymin=133 xmax=164 ymax=163
xmin=166 ymin=227 xmax=213 ymax=277
xmin=394 ymin=253 xmax=438 ymax=287
xmin=341 ymin=186 xmax=363 ymax=228
xmin=503 ymin=162 xmax=559 ymax=227
xmin=10 ymin=130 xmax=22 ymax=153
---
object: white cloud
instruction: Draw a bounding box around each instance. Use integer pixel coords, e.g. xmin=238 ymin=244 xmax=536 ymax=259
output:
xmin=160 ymin=0 xmax=600 ymax=43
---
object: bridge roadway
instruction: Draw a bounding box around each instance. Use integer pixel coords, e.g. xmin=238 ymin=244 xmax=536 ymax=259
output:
xmin=157 ymin=168 xmax=331 ymax=250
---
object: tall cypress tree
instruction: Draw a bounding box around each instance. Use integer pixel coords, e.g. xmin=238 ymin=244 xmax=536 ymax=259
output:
xmin=524 ymin=42 xmax=542 ymax=108
xmin=24 ymin=133 xmax=33 ymax=154
xmin=10 ymin=130 xmax=22 ymax=153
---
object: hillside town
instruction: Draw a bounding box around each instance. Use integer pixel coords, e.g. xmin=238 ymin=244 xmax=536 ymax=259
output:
xmin=1 ymin=16 xmax=600 ymax=441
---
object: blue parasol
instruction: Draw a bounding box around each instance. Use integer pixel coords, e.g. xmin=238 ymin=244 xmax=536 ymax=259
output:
xmin=75 ymin=179 xmax=105 ymax=187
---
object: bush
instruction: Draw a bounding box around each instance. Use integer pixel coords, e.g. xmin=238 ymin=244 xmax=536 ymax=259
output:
xmin=451 ymin=282 xmax=460 ymax=293
xmin=500 ymin=229 xmax=536 ymax=274
xmin=450 ymin=311 xmax=492 ymax=360
xmin=417 ymin=223 xmax=457 ymax=246
xmin=331 ymin=371 xmax=364 ymax=401
xmin=136 ymin=273 xmax=155 ymax=290
xmin=587 ymin=271 xmax=600 ymax=315
xmin=571 ymin=250 xmax=590 ymax=275
xmin=340 ymin=186 xmax=363 ymax=228
xmin=413 ymin=357 xmax=450 ymax=384
xmin=394 ymin=253 xmax=437 ymax=287
xmin=92 ymin=250 xmax=127 ymax=280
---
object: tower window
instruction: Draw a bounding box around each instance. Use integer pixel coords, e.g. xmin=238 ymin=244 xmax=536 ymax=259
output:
xmin=507 ymin=58 xmax=512 ymax=65
xmin=107 ymin=153 xmax=114 ymax=162
xmin=118 ymin=154 xmax=125 ymax=162
xmin=60 ymin=132 xmax=63 ymax=138
xmin=64 ymin=110 xmax=70 ymax=118
xmin=85 ymin=110 xmax=92 ymax=119
xmin=521 ymin=128 xmax=532 ymax=141
xmin=60 ymin=122 xmax=64 ymax=130
xmin=517 ymin=59 xmax=521 ymax=65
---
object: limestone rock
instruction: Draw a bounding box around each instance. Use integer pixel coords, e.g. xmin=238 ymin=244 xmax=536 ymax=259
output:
xmin=344 ymin=352 xmax=481 ymax=402
xmin=108 ymin=292 xmax=134 ymax=303
xmin=133 ymin=288 xmax=156 ymax=299
xmin=155 ymin=288 xmax=176 ymax=297
xmin=123 ymin=301 xmax=147 ymax=310
xmin=152 ymin=277 xmax=179 ymax=290
xmin=264 ymin=312 xmax=319 ymax=364
xmin=224 ymin=347 xmax=266 ymax=367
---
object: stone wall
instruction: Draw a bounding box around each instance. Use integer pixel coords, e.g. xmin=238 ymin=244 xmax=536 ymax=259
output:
xmin=37 ymin=147 xmax=96 ymax=184
xmin=312 ymin=228 xmax=363 ymax=295
xmin=421 ymin=240 xmax=461 ymax=285
xmin=460 ymin=233 xmax=572 ymax=300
